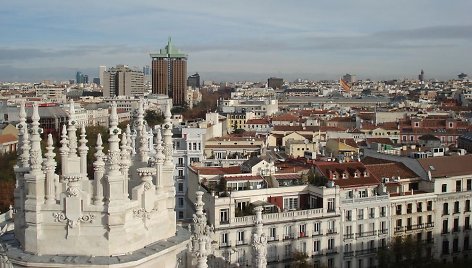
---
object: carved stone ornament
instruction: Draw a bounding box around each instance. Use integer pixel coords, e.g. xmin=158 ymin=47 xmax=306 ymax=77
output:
xmin=53 ymin=212 xmax=95 ymax=228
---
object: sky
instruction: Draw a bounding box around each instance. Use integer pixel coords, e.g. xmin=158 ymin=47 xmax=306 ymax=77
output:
xmin=1 ymin=0 xmax=471 ymax=82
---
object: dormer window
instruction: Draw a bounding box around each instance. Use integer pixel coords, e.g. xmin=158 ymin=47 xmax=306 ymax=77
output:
xmin=449 ymin=122 xmax=453 ymax=128
xmin=354 ymin=172 xmax=359 ymax=178
xmin=363 ymin=171 xmax=368 ymax=177
xmin=332 ymin=173 xmax=337 ymax=179
xmin=342 ymin=173 xmax=347 ymax=179
xmin=415 ymin=122 xmax=419 ymax=127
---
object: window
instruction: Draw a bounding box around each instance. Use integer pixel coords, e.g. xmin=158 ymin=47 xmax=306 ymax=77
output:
xmin=418 ymin=216 xmax=423 ymax=226
xmin=442 ymin=240 xmax=449 ymax=255
xmin=220 ymin=209 xmax=229 ymax=224
xmin=190 ymin=157 xmax=199 ymax=163
xmin=396 ymin=219 xmax=402 ymax=229
xmin=177 ymin=197 xmax=184 ymax=208
xmin=313 ymin=240 xmax=321 ymax=253
xmin=454 ymin=201 xmax=460 ymax=214
xmin=442 ymin=219 xmax=448 ymax=234
xmin=465 ymin=237 xmax=470 ymax=251
xmin=328 ymin=238 xmax=335 ymax=250
xmin=443 ymin=203 xmax=449 ymax=215
xmin=178 ymin=211 xmax=184 ymax=219
xmin=358 ymin=208 xmax=364 ymax=220
xmin=284 ymin=225 xmax=292 ymax=239
xmin=396 ymin=205 xmax=402 ymax=215
xmin=427 ymin=201 xmax=433 ymax=211
xmin=328 ymin=198 xmax=335 ymax=212
xmin=283 ymin=197 xmax=299 ymax=210
xmin=456 ymin=180 xmax=462 ymax=192
xmin=178 ymin=169 xmax=184 ymax=177
xmin=407 ymin=218 xmax=412 ymax=230
xmin=417 ymin=202 xmax=423 ymax=212
xmin=237 ymin=231 xmax=245 ymax=244
xmin=370 ymin=208 xmax=375 ymax=218
xmin=328 ymin=220 xmax=335 ymax=233
xmin=453 ymin=218 xmax=459 ymax=232
xmin=442 ymin=184 xmax=447 ymax=193
xmin=177 ymin=157 xmax=184 ymax=166
xmin=427 ymin=215 xmax=433 ymax=224
xmin=381 ymin=221 xmax=386 ymax=233
xmin=467 ymin=217 xmax=471 ymax=230
xmin=466 ymin=200 xmax=471 ymax=212
xmin=284 ymin=244 xmax=291 ymax=258
xmin=299 ymin=224 xmax=307 ymax=237
xmin=328 ymin=258 xmax=334 ymax=268
xmin=467 ymin=179 xmax=472 ymax=191
xmin=221 ymin=233 xmax=228 ymax=245
xmin=313 ymin=222 xmax=321 ymax=235
xmin=346 ymin=210 xmax=352 ymax=221
xmin=380 ymin=206 xmax=386 ymax=217
xmin=407 ymin=203 xmax=412 ymax=213
xmin=177 ymin=182 xmax=184 ymax=192
xmin=269 ymin=227 xmax=276 ymax=239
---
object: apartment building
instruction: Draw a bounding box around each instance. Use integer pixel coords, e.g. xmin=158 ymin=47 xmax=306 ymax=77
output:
xmin=185 ymin=154 xmax=472 ymax=267
xmin=172 ymin=127 xmax=206 ymax=220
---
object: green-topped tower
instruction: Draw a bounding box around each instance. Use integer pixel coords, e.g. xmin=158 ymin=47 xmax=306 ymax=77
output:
xmin=150 ymin=37 xmax=188 ymax=106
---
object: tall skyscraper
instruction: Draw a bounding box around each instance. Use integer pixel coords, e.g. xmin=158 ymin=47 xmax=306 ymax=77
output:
xmin=150 ymin=38 xmax=187 ymax=106
xmin=103 ymin=64 xmax=144 ymax=97
xmin=99 ymin=65 xmax=107 ymax=86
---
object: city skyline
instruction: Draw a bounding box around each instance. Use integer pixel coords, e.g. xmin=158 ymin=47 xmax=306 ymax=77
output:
xmin=1 ymin=0 xmax=471 ymax=82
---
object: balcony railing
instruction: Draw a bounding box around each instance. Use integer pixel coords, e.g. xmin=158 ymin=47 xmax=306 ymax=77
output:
xmin=341 ymin=195 xmax=389 ymax=205
xmin=219 ymin=240 xmax=231 ymax=248
xmin=283 ymin=233 xmax=295 ymax=240
xmin=298 ymin=232 xmax=309 ymax=238
xmin=344 ymin=251 xmax=354 ymax=258
xmin=344 ymin=233 xmax=354 ymax=240
xmin=268 ymin=235 xmax=279 ymax=242
xmin=357 ymin=230 xmax=376 ymax=237
xmin=236 ymin=240 xmax=247 ymax=246
xmin=356 ymin=248 xmax=377 ymax=256
xmin=230 ymin=207 xmax=331 ymax=227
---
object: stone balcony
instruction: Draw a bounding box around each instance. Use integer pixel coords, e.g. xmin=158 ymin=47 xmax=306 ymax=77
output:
xmin=228 ymin=207 xmax=337 ymax=228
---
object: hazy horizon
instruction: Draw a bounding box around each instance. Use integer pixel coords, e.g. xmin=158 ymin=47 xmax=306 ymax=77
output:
xmin=1 ymin=0 xmax=471 ymax=82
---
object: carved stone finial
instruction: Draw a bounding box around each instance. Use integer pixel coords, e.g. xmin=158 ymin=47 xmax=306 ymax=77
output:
xmin=29 ymin=102 xmax=43 ymax=173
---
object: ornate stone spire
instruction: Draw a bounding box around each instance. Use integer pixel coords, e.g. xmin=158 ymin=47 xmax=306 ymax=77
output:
xmin=67 ymin=99 xmax=78 ymax=157
xmin=190 ymin=191 xmax=215 ymax=268
xmin=44 ymin=134 xmax=57 ymax=204
xmin=162 ymin=101 xmax=173 ymax=165
xmin=92 ymin=134 xmax=105 ymax=205
xmin=105 ymin=101 xmax=125 ymax=204
xmin=137 ymin=99 xmax=149 ymax=162
xmin=126 ymin=124 xmax=133 ymax=153
xmin=78 ymin=124 xmax=88 ymax=175
xmin=120 ymin=132 xmax=131 ymax=199
xmin=252 ymin=206 xmax=267 ymax=268
xmin=59 ymin=124 xmax=70 ymax=175
xmin=17 ymin=101 xmax=29 ymax=168
xmin=29 ymin=103 xmax=43 ymax=174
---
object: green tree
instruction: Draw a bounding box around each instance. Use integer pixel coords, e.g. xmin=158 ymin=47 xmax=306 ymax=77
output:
xmin=144 ymin=110 xmax=164 ymax=127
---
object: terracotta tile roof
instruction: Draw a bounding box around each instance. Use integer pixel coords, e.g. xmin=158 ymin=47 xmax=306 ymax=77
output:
xmin=418 ymin=155 xmax=472 ymax=178
xmin=328 ymin=116 xmax=355 ymax=122
xmin=246 ymin=118 xmax=270 ymax=124
xmin=365 ymin=162 xmax=419 ymax=180
xmin=271 ymin=113 xmax=299 ymax=122
xmin=314 ymin=161 xmax=380 ymax=188
xmin=366 ymin=138 xmax=394 ymax=145
xmin=361 ymin=156 xmax=394 ymax=165
xmin=191 ymin=165 xmax=241 ymax=175
xmin=360 ymin=123 xmax=376 ymax=130
xmin=377 ymin=122 xmax=399 ymax=130
xmin=0 ymin=134 xmax=17 ymax=144
xmin=273 ymin=174 xmax=301 ymax=180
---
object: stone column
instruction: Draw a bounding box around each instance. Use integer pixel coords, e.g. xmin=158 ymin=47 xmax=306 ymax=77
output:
xmin=252 ymin=206 xmax=267 ymax=268
xmin=190 ymin=191 xmax=215 ymax=268
xmin=44 ymin=134 xmax=57 ymax=205
xmin=78 ymin=125 xmax=88 ymax=175
xmin=92 ymin=134 xmax=105 ymax=205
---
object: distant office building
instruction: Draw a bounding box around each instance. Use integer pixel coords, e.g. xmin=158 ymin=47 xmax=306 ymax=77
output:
xmin=103 ymin=64 xmax=145 ymax=97
xmin=150 ymin=38 xmax=187 ymax=106
xmin=187 ymin=73 xmax=200 ymax=89
xmin=458 ymin=73 xmax=468 ymax=80
xmin=75 ymin=71 xmax=87 ymax=84
xmin=419 ymin=69 xmax=425 ymax=82
xmin=142 ymin=65 xmax=151 ymax=76
xmin=267 ymin=77 xmax=283 ymax=89
xmin=342 ymin=73 xmax=357 ymax=83
xmin=99 ymin=65 xmax=107 ymax=86
xmin=92 ymin=77 xmax=100 ymax=85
